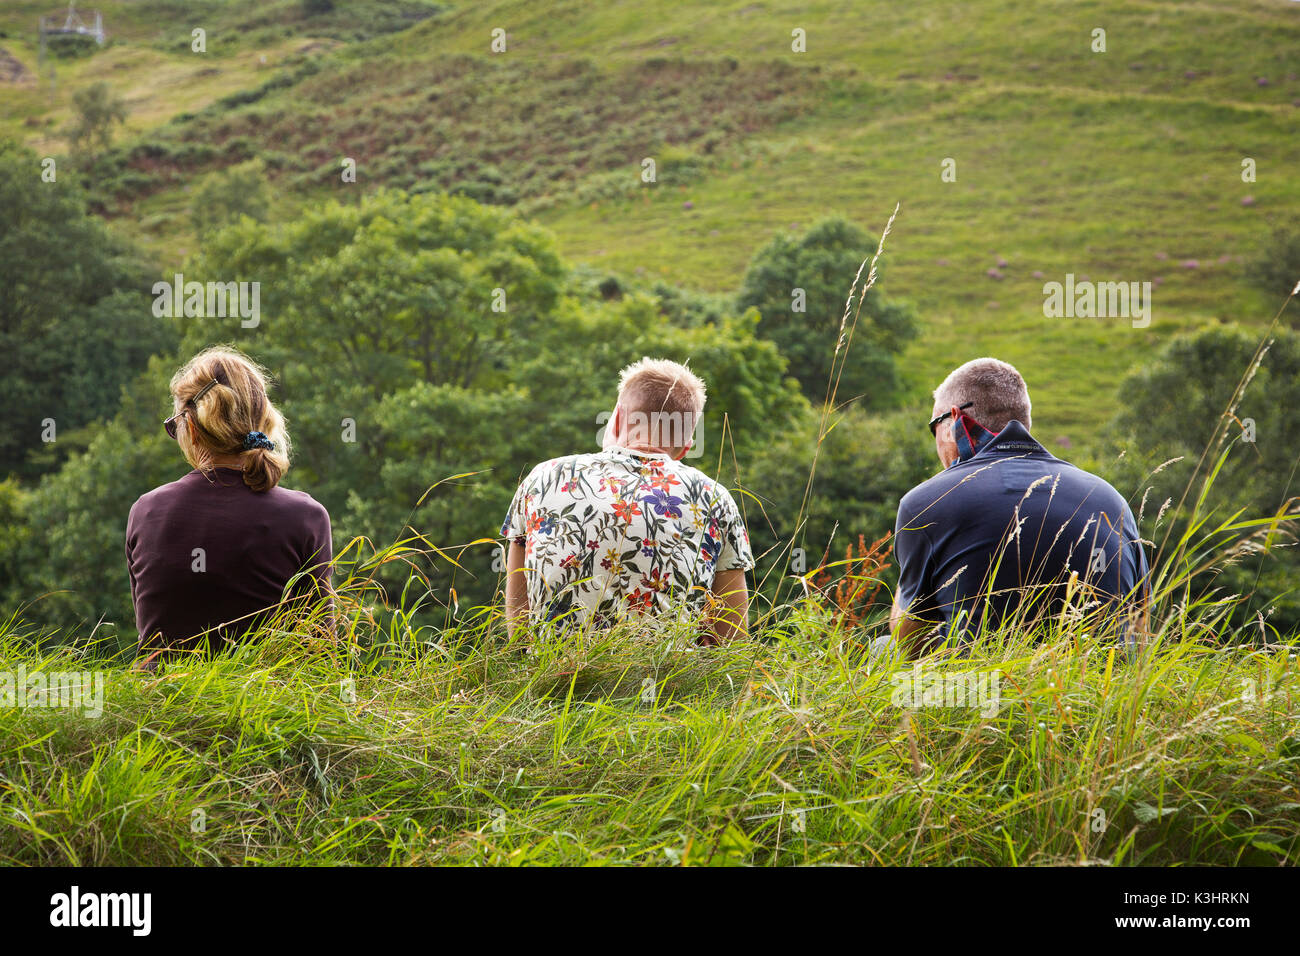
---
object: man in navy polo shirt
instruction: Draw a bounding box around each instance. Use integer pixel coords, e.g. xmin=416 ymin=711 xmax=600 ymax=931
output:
xmin=890 ymin=358 xmax=1149 ymax=657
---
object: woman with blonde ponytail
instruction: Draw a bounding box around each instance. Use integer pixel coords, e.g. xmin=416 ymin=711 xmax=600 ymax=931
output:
xmin=126 ymin=346 xmax=332 ymax=663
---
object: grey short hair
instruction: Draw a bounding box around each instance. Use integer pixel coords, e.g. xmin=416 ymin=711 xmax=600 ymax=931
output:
xmin=932 ymin=358 xmax=1031 ymax=433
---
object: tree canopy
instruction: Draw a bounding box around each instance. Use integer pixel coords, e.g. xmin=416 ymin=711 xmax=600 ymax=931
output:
xmin=736 ymin=217 xmax=917 ymax=407
xmin=0 ymin=141 xmax=174 ymax=481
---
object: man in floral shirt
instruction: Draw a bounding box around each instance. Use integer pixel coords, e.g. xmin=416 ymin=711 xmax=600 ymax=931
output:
xmin=501 ymin=358 xmax=753 ymax=642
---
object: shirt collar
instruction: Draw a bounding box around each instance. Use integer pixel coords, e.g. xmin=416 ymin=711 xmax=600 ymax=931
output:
xmin=606 ymin=445 xmax=671 ymax=459
xmin=970 ymin=420 xmax=1052 ymax=460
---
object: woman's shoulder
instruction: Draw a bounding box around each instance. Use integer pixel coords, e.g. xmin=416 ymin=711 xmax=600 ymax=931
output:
xmin=265 ymin=484 xmax=332 ymax=523
xmin=129 ymin=472 xmax=330 ymax=525
xmin=129 ymin=471 xmax=194 ymax=514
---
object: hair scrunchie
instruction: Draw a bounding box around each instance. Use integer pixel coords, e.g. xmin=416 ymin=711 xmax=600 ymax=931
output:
xmin=242 ymin=431 xmax=275 ymax=451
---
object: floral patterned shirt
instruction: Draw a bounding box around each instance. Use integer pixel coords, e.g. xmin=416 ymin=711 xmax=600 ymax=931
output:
xmin=501 ymin=447 xmax=753 ymax=627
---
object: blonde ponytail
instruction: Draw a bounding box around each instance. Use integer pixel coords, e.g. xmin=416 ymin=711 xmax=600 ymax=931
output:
xmin=170 ymin=346 xmax=292 ymax=492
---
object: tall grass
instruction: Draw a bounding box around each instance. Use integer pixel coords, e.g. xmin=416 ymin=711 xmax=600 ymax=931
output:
xmin=2 ymin=555 xmax=1297 ymax=865
xmin=2 ymin=412 xmax=1298 ymax=865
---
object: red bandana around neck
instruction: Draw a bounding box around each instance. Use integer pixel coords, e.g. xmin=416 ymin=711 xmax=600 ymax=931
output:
xmin=948 ymin=409 xmax=1000 ymax=466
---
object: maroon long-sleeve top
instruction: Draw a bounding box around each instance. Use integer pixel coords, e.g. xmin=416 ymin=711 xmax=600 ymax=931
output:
xmin=126 ymin=467 xmax=332 ymax=657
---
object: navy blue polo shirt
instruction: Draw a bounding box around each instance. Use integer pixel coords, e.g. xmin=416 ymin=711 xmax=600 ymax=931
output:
xmin=893 ymin=421 xmax=1149 ymax=640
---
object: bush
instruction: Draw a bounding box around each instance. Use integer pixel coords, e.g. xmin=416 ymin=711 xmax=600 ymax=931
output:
xmin=1247 ymin=225 xmax=1300 ymax=303
xmin=44 ymin=33 xmax=100 ymax=59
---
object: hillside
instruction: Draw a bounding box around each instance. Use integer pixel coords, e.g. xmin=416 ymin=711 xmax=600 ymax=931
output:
xmin=2 ymin=0 xmax=1298 ymax=447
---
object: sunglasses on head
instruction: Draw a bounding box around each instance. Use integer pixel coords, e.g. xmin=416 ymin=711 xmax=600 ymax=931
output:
xmin=163 ymin=379 xmax=219 ymax=440
xmin=928 ymin=401 xmax=974 ymax=437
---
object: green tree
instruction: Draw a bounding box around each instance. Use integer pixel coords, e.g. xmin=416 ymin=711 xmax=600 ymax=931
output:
xmin=1106 ymin=325 xmax=1300 ymax=632
xmin=180 ymin=190 xmax=568 ymax=515
xmin=191 ymin=157 xmax=271 ymax=238
xmin=64 ymin=82 xmax=127 ymax=160
xmin=742 ymin=405 xmax=934 ymax=589
xmin=1247 ymin=225 xmax=1300 ymax=306
xmin=6 ymin=355 xmax=183 ymax=644
xmin=183 ymin=189 xmax=564 ymax=393
xmin=0 ymin=141 xmax=174 ymax=480
xmin=736 ymin=217 xmax=917 ymax=407
xmin=342 ymin=383 xmax=531 ymax=609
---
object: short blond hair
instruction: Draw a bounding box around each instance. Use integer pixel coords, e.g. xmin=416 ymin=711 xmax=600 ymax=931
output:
xmin=617 ymin=357 xmax=706 ymax=450
xmin=170 ymin=346 xmax=291 ymax=492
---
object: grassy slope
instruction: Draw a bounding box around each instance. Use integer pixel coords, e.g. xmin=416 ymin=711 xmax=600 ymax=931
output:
xmin=3 ymin=0 xmax=1296 ymax=451
xmin=499 ymin=0 xmax=1300 ymax=446
xmin=0 ymin=2 xmax=332 ymax=147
